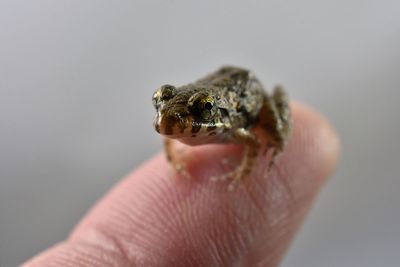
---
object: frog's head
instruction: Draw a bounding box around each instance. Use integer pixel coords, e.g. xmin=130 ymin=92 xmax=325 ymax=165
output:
xmin=152 ymin=84 xmax=222 ymax=144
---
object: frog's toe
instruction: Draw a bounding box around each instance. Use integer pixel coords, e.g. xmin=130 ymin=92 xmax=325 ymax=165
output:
xmin=227 ymin=178 xmax=241 ymax=191
xmin=210 ymin=174 xmax=227 ymax=182
xmin=210 ymin=167 xmax=244 ymax=184
xmin=171 ymin=163 xmax=191 ymax=179
xmin=210 ymin=172 xmax=233 ymax=182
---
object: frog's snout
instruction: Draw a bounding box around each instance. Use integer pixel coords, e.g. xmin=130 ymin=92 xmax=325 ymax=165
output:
xmin=153 ymin=110 xmax=189 ymax=137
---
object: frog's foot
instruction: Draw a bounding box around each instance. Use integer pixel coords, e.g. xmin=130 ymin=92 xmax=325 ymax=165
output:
xmin=223 ymin=169 xmax=249 ymax=191
xmin=210 ymin=167 xmax=241 ymax=182
xmin=171 ymin=162 xmax=191 ymax=179
xmin=211 ymin=130 xmax=260 ymax=191
xmin=210 ymin=159 xmax=253 ymax=190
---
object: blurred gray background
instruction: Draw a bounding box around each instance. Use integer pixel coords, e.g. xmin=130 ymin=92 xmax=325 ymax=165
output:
xmin=1 ymin=1 xmax=399 ymax=266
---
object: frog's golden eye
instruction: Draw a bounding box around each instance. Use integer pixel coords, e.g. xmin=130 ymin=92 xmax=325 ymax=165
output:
xmin=159 ymin=85 xmax=177 ymax=101
xmin=204 ymin=99 xmax=213 ymax=111
xmin=188 ymin=93 xmax=217 ymax=121
xmin=152 ymin=85 xmax=177 ymax=109
xmin=200 ymin=96 xmax=216 ymax=120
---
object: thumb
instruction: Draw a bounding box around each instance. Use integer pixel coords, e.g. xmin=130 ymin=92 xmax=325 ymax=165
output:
xmin=23 ymin=102 xmax=340 ymax=267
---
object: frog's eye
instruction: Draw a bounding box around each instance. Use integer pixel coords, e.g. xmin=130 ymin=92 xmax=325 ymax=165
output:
xmin=201 ymin=96 xmax=216 ymax=119
xmin=204 ymin=100 xmax=213 ymax=111
xmin=159 ymin=85 xmax=177 ymax=101
xmin=188 ymin=93 xmax=217 ymax=120
xmin=152 ymin=85 xmax=177 ymax=109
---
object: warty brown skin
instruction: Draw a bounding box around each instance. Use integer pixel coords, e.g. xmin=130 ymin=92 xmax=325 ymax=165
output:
xmin=152 ymin=66 xmax=292 ymax=188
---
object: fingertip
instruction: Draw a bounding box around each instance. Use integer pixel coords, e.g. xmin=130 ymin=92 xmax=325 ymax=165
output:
xmin=289 ymin=102 xmax=341 ymax=181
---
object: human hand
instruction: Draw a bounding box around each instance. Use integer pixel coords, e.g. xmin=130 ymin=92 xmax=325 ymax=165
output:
xmin=23 ymin=102 xmax=340 ymax=267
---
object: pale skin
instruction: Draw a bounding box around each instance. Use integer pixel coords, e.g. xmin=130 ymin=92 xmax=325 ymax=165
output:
xmin=23 ymin=103 xmax=340 ymax=267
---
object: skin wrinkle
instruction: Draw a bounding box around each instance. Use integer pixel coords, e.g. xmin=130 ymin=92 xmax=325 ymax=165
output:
xmin=182 ymin=194 xmax=228 ymax=266
xmin=169 ymin=190 xmax=207 ymax=264
xmin=138 ymin=173 xmax=228 ymax=266
xmin=29 ymin=242 xmax=131 ymax=267
xmin=241 ymin=178 xmax=270 ymax=221
xmin=23 ymin=102 xmax=340 ymax=267
xmin=175 ymin=187 xmax=241 ymax=266
xmin=232 ymin=228 xmax=250 ymax=262
xmin=174 ymin=201 xmax=200 ymax=266
xmin=231 ymin=203 xmax=262 ymax=258
xmin=194 ymin=189 xmax=262 ymax=266
xmin=206 ymin=236 xmax=224 ymax=266
xmin=71 ymin=176 xmax=180 ymax=266
xmin=121 ymin=208 xmax=178 ymax=265
xmin=135 ymin=185 xmax=182 ymax=241
xmin=219 ymin=218 xmax=239 ymax=261
xmin=206 ymin=230 xmax=230 ymax=266
xmin=69 ymin=228 xmax=130 ymax=265
xmin=252 ymin=197 xmax=315 ymax=267
xmin=171 ymin=182 xmax=218 ymax=260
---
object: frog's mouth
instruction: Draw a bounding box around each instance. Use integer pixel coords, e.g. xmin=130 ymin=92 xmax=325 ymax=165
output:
xmin=154 ymin=110 xmax=225 ymax=146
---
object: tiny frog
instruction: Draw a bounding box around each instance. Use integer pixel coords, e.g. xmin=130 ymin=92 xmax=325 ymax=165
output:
xmin=152 ymin=66 xmax=292 ymax=189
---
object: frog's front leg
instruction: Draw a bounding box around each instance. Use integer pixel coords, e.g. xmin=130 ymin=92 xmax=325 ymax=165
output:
xmin=164 ymin=138 xmax=190 ymax=178
xmin=212 ymin=128 xmax=260 ymax=191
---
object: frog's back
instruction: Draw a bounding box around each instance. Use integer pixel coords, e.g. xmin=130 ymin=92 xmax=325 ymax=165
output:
xmin=195 ymin=66 xmax=250 ymax=87
xmin=195 ymin=66 xmax=265 ymax=127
